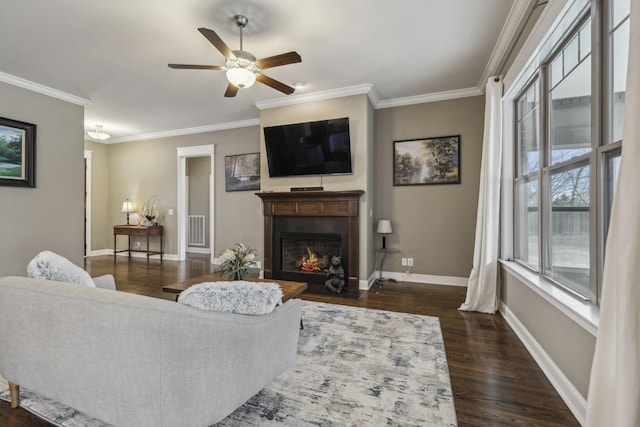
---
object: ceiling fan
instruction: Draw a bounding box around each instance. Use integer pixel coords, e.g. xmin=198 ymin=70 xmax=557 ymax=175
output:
xmin=169 ymin=15 xmax=301 ymax=98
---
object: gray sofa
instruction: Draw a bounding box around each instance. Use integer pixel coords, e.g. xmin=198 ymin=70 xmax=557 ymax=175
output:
xmin=0 ymin=276 xmax=303 ymax=427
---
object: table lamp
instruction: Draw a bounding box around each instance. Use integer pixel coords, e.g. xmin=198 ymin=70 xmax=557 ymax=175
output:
xmin=377 ymin=219 xmax=392 ymax=249
xmin=122 ymin=199 xmax=134 ymax=225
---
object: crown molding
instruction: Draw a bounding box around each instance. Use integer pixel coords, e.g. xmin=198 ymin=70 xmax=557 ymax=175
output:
xmin=478 ymin=0 xmax=532 ymax=88
xmin=376 ymin=87 xmax=483 ymax=109
xmin=95 ymin=82 xmax=486 ymax=143
xmin=0 ymin=71 xmax=91 ymax=106
xmin=255 ymin=84 xmax=375 ymax=110
xmin=107 ymin=118 xmax=261 ymax=144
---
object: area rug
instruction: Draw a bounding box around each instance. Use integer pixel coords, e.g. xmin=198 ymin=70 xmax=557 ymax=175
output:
xmin=0 ymin=301 xmax=457 ymax=426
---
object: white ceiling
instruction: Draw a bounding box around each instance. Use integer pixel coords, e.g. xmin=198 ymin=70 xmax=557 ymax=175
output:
xmin=0 ymin=0 xmax=525 ymax=142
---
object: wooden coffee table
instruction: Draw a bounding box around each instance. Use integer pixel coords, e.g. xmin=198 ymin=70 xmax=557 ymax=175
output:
xmin=162 ymin=275 xmax=308 ymax=302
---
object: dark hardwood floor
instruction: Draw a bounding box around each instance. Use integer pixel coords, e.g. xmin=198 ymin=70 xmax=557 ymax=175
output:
xmin=0 ymin=254 xmax=579 ymax=427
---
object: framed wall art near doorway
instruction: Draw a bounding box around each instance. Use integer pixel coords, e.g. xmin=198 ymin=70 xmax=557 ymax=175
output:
xmin=225 ymin=152 xmax=260 ymax=192
xmin=393 ymin=135 xmax=460 ymax=186
xmin=0 ymin=117 xmax=36 ymax=188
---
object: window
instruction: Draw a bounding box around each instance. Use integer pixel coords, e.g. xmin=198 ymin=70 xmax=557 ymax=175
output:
xmin=610 ymin=0 xmax=630 ymax=143
xmin=604 ymin=150 xmax=621 ymax=245
xmin=548 ymin=20 xmax=592 ymax=164
xmin=515 ymin=81 xmax=540 ymax=270
xmin=512 ymin=0 xmax=629 ymax=305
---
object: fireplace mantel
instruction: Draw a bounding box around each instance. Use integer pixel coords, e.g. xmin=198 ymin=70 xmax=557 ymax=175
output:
xmin=256 ymin=190 xmax=364 ymax=295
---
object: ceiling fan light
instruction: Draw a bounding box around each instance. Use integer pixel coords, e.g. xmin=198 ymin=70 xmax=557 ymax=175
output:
xmin=226 ymin=67 xmax=256 ymax=89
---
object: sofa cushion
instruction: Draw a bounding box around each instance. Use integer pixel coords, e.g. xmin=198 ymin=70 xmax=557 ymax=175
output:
xmin=177 ymin=281 xmax=283 ymax=315
xmin=27 ymin=251 xmax=95 ymax=287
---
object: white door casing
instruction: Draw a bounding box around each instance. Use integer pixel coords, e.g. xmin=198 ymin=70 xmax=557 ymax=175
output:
xmin=176 ymin=145 xmax=215 ymax=262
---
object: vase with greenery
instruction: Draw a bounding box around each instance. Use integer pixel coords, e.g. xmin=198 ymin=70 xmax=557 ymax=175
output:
xmin=219 ymin=243 xmax=256 ymax=280
xmin=140 ymin=195 xmax=160 ymax=226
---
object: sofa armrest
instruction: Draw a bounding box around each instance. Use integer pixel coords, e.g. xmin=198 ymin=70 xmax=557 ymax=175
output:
xmin=93 ymin=274 xmax=116 ymax=290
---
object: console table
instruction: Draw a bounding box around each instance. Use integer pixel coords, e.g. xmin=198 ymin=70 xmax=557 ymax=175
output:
xmin=114 ymin=225 xmax=163 ymax=260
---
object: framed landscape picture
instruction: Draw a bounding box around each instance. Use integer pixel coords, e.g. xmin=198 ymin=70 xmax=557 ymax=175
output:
xmin=393 ymin=135 xmax=460 ymax=186
xmin=225 ymin=152 xmax=260 ymax=192
xmin=0 ymin=117 xmax=36 ymax=188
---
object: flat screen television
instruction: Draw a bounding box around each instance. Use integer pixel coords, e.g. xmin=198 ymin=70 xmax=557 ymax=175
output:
xmin=263 ymin=117 xmax=352 ymax=177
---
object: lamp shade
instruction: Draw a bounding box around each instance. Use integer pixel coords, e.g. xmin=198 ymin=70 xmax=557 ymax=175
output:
xmin=121 ymin=200 xmax=134 ymax=213
xmin=377 ymin=219 xmax=392 ymax=234
xmin=226 ymin=67 xmax=256 ymax=88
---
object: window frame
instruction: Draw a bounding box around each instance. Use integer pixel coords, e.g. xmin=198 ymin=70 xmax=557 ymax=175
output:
xmin=510 ymin=0 xmax=627 ymax=307
xmin=514 ymin=76 xmax=542 ymax=272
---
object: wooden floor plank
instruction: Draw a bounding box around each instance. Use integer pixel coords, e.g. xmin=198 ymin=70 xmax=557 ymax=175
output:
xmin=0 ymin=254 xmax=580 ymax=426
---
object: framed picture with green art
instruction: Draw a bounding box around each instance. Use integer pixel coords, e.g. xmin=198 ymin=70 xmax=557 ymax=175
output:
xmin=393 ymin=135 xmax=460 ymax=186
xmin=225 ymin=152 xmax=260 ymax=192
xmin=0 ymin=117 xmax=36 ymax=188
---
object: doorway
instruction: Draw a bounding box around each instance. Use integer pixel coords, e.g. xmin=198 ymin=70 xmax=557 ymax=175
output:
xmin=84 ymin=150 xmax=92 ymax=256
xmin=176 ymin=145 xmax=215 ymax=262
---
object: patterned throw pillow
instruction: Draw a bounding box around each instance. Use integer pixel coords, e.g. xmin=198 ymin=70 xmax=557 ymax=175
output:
xmin=27 ymin=251 xmax=95 ymax=287
xmin=178 ymin=281 xmax=283 ymax=315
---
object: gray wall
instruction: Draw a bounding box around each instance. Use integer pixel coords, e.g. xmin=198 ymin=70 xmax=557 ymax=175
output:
xmin=0 ymin=81 xmax=85 ymax=274
xmin=85 ymin=140 xmax=111 ymax=250
xmin=88 ymin=125 xmax=262 ymax=258
xmin=501 ymin=269 xmax=595 ymax=398
xmin=373 ymin=96 xmax=485 ymax=278
xmin=88 ymin=94 xmax=480 ymax=282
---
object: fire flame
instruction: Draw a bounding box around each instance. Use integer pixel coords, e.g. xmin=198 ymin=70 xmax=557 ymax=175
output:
xmin=298 ymin=246 xmax=327 ymax=272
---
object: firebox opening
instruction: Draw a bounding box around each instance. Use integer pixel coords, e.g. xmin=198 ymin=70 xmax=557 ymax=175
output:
xmin=271 ymin=214 xmax=353 ymax=296
xmin=281 ymin=233 xmax=342 ymax=275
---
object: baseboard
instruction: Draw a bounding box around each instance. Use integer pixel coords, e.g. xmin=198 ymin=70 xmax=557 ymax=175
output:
xmin=361 ymin=272 xmax=378 ymax=290
xmin=500 ymin=302 xmax=586 ymax=425
xmin=372 ymin=271 xmax=467 ymax=287
xmin=86 ymin=249 xmax=113 ymax=257
xmin=88 ymin=249 xmax=178 ymax=261
xmin=87 ymin=251 xmax=462 ymax=288
xmin=359 ymin=271 xmax=467 ymax=290
xmin=115 ymin=251 xmax=178 ymax=261
xmin=187 ymin=247 xmax=210 ymax=254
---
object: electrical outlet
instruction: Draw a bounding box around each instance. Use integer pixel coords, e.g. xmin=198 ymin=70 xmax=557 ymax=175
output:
xmin=408 ymin=258 xmax=414 ymax=267
xmin=401 ymin=257 xmax=407 ymax=266
xmin=135 ymin=241 xmax=141 ymax=250
xmin=168 ymin=209 xmax=174 ymax=216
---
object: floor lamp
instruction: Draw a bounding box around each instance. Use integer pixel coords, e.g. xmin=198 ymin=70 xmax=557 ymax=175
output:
xmin=376 ymin=220 xmax=397 ymax=287
xmin=377 ymin=220 xmax=392 ymax=249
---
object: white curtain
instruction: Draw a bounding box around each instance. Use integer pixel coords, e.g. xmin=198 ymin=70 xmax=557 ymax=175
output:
xmin=459 ymin=77 xmax=503 ymax=314
xmin=586 ymin=1 xmax=640 ymax=425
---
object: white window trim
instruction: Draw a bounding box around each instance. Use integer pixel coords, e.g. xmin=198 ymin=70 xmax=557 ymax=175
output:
xmin=500 ymin=259 xmax=599 ymax=336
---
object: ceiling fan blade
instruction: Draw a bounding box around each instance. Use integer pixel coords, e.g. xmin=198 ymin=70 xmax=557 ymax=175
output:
xmin=256 ymin=74 xmax=295 ymax=95
xmin=198 ymin=28 xmax=236 ymax=59
xmin=255 ymin=52 xmax=301 ymax=70
xmin=168 ymin=64 xmax=224 ymax=70
xmin=224 ymin=83 xmax=239 ymax=98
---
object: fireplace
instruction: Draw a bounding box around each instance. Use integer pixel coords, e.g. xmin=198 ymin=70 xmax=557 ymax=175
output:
xmin=273 ymin=216 xmax=348 ymax=289
xmin=280 ymin=232 xmax=342 ymax=274
xmin=256 ymin=190 xmax=364 ymax=296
